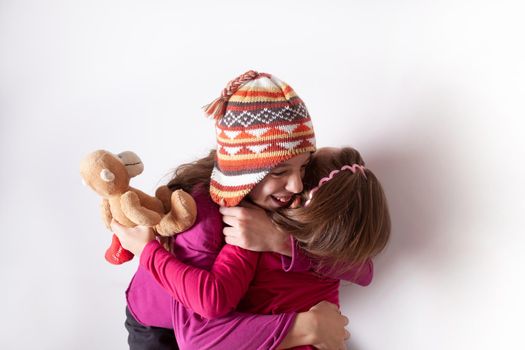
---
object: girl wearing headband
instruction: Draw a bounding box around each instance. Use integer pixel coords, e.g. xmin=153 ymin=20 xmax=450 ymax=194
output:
xmin=271 ymin=146 xmax=391 ymax=276
xmin=171 ymin=146 xmax=391 ymax=349
xmin=114 ymin=72 xmax=380 ymax=349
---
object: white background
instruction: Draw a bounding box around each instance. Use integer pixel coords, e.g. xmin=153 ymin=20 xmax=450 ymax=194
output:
xmin=1 ymin=1 xmax=524 ymax=349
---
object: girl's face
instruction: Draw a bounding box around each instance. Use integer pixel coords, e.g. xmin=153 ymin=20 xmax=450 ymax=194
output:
xmin=248 ymin=153 xmax=311 ymax=211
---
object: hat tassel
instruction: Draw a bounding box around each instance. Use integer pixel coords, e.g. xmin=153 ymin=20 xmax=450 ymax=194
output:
xmin=203 ymin=97 xmax=227 ymax=120
xmin=203 ymin=70 xmax=260 ymax=120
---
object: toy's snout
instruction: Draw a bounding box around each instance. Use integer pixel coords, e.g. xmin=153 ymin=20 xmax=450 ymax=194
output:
xmin=117 ymin=151 xmax=144 ymax=178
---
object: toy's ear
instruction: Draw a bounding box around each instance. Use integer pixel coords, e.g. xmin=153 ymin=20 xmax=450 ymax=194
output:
xmin=116 ymin=151 xmax=144 ymax=178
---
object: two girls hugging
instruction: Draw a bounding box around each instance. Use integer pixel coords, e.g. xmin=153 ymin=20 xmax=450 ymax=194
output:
xmin=112 ymin=70 xmax=391 ymax=350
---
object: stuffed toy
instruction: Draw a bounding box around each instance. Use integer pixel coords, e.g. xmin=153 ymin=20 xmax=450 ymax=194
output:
xmin=80 ymin=150 xmax=197 ymax=265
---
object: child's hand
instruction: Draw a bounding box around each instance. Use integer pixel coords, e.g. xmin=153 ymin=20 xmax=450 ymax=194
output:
xmin=111 ymin=220 xmax=155 ymax=256
xmin=219 ymin=202 xmax=292 ymax=256
xmin=306 ymin=301 xmax=350 ymax=350
xmin=278 ymin=301 xmax=350 ymax=349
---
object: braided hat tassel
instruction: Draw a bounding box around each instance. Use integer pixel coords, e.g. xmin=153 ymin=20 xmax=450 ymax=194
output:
xmin=203 ymin=70 xmax=260 ymax=120
xmin=202 ymin=97 xmax=227 ymax=121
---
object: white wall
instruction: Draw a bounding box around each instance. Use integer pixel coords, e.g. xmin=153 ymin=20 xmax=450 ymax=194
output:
xmin=1 ymin=1 xmax=524 ymax=349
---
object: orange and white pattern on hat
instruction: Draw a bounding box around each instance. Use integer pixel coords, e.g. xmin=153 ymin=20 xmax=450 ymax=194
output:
xmin=210 ymin=73 xmax=316 ymax=207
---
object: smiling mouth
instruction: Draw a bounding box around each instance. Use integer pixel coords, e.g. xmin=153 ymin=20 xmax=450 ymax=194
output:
xmin=271 ymin=195 xmax=295 ymax=207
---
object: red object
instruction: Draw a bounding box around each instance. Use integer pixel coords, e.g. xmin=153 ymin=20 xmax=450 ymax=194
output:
xmin=105 ymin=234 xmax=134 ymax=265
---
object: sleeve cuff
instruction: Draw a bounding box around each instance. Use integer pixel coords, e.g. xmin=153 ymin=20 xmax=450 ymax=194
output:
xmin=281 ymin=236 xmax=311 ymax=273
xmin=139 ymin=240 xmax=162 ymax=268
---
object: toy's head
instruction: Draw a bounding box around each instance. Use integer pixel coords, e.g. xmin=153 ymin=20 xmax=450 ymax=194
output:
xmin=80 ymin=150 xmax=144 ymax=197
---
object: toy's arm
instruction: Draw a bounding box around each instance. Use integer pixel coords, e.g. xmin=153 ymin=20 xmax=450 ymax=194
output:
xmin=121 ymin=191 xmax=163 ymax=226
xmin=133 ymin=188 xmax=165 ymax=214
xmin=100 ymin=199 xmax=112 ymax=230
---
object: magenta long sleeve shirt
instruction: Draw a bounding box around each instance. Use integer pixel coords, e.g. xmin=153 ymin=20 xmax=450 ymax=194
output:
xmin=126 ymin=188 xmax=373 ymax=349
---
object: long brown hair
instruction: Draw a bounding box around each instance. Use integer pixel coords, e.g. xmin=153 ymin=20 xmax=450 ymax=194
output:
xmin=273 ymin=147 xmax=391 ymax=272
xmin=166 ymin=150 xmax=215 ymax=195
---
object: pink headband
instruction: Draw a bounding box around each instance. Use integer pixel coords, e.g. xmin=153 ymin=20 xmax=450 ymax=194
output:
xmin=305 ymin=164 xmax=367 ymax=206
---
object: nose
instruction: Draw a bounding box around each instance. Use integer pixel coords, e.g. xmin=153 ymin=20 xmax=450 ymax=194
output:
xmin=285 ymin=171 xmax=303 ymax=194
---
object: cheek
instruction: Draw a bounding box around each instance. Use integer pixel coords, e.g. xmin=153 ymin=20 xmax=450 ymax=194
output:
xmin=249 ymin=178 xmax=280 ymax=203
xmin=248 ymin=183 xmax=266 ymax=204
xmin=260 ymin=178 xmax=283 ymax=196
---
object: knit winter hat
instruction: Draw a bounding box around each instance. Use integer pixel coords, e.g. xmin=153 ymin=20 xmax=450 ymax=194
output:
xmin=204 ymin=70 xmax=316 ymax=206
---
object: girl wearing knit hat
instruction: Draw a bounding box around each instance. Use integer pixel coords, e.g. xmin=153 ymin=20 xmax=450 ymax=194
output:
xmin=114 ymin=71 xmax=369 ymax=349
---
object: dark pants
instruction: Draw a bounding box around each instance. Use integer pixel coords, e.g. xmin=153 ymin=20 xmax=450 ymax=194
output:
xmin=125 ymin=307 xmax=179 ymax=350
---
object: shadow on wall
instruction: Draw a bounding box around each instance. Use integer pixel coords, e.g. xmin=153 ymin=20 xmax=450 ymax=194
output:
xmin=341 ymin=92 xmax=469 ymax=308
xmin=374 ymin=96 xmax=467 ymax=278
xmin=373 ymin=147 xmax=452 ymax=268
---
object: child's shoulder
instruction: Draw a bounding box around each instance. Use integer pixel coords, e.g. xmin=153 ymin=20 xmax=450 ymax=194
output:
xmin=191 ymin=184 xmax=217 ymax=208
xmin=188 ymin=184 xmax=222 ymax=226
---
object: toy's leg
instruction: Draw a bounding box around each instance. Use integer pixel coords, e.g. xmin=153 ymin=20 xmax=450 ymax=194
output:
xmin=105 ymin=234 xmax=134 ymax=265
xmin=155 ymin=185 xmax=172 ymax=213
xmin=155 ymin=190 xmax=197 ymax=237
xmin=101 ymin=199 xmax=112 ymax=230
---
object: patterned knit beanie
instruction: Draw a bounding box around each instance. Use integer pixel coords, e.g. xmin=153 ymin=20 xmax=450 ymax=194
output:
xmin=204 ymin=70 xmax=316 ymax=206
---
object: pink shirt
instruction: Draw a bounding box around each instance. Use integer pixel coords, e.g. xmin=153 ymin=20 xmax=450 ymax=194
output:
xmin=127 ymin=188 xmax=373 ymax=349
xmin=141 ymin=241 xmax=340 ymax=318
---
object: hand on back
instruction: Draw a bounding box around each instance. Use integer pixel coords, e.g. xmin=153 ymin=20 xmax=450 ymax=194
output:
xmin=307 ymin=301 xmax=350 ymax=350
xmin=278 ymin=300 xmax=350 ymax=350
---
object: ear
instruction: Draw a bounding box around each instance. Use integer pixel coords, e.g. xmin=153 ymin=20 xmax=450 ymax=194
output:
xmin=116 ymin=151 xmax=144 ymax=178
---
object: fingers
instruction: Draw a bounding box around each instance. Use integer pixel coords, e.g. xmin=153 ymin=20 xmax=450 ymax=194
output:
xmin=223 ymin=227 xmax=246 ymax=248
xmin=219 ymin=205 xmax=256 ymax=219
xmin=110 ymin=220 xmax=126 ymax=242
xmin=223 ymin=226 xmax=238 ymax=238
xmin=110 ymin=219 xmax=123 ymax=231
xmin=111 ymin=221 xmax=126 ymax=248
xmin=342 ymin=315 xmax=349 ymax=326
xmin=219 ymin=206 xmax=242 ymax=217
xmin=220 ymin=206 xmax=249 ymax=229
xmin=223 ymin=226 xmax=242 ymax=242
xmin=344 ymin=329 xmax=351 ymax=340
xmin=224 ymin=235 xmax=240 ymax=246
xmin=221 ymin=215 xmax=239 ymax=227
xmin=317 ymin=300 xmax=339 ymax=311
